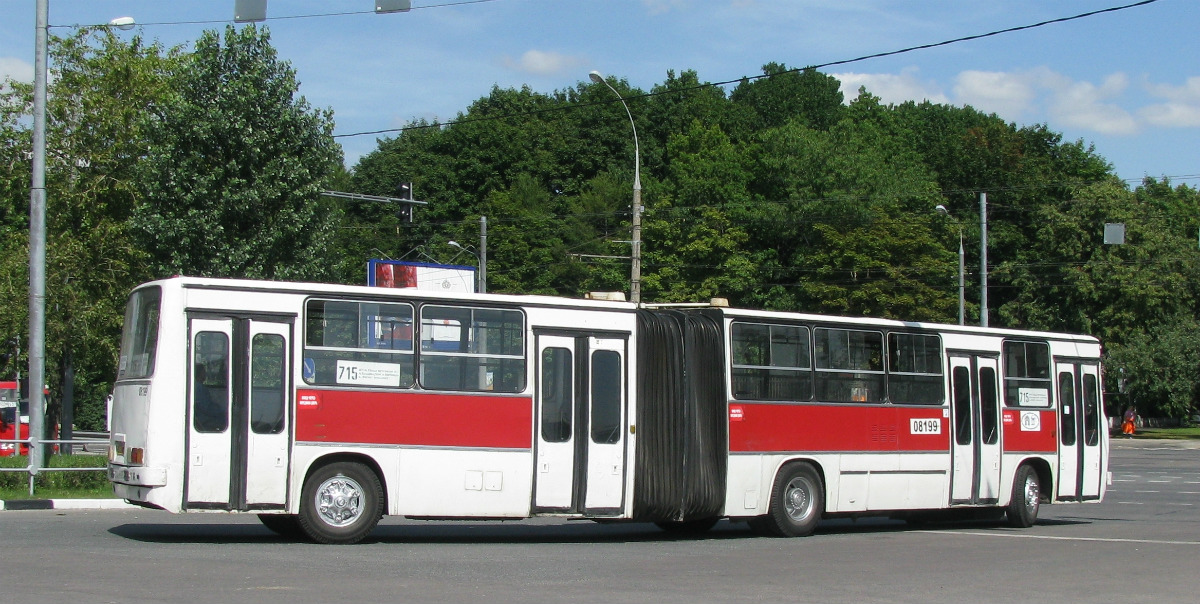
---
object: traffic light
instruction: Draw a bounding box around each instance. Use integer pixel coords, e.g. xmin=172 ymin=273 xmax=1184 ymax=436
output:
xmin=396 ymin=183 xmax=414 ymax=222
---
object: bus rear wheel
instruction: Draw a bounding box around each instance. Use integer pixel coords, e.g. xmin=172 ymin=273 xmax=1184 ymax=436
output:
xmin=298 ymin=461 xmax=383 ymax=544
xmin=1006 ymin=464 xmax=1041 ymax=528
xmin=754 ymin=462 xmax=824 ymax=537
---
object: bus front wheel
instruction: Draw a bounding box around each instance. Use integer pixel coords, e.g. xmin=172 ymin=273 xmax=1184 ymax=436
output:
xmin=1006 ymin=464 xmax=1041 ymax=528
xmin=753 ymin=462 xmax=824 ymax=537
xmin=298 ymin=461 xmax=383 ymax=544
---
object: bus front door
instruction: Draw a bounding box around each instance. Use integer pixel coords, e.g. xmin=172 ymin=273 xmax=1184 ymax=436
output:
xmin=949 ymin=355 xmax=1002 ymax=505
xmin=187 ymin=316 xmax=292 ymax=511
xmin=533 ymin=333 xmax=628 ymax=516
xmin=1055 ymin=362 xmax=1104 ymax=501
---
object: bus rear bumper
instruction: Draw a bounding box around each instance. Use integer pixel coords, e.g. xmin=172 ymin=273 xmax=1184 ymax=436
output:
xmin=109 ymin=464 xmax=168 ymax=487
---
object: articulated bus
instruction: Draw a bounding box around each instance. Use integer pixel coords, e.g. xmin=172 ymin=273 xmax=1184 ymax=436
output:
xmin=108 ymin=277 xmax=1108 ymax=543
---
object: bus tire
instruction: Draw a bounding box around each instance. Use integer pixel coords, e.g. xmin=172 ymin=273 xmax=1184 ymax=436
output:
xmin=298 ymin=461 xmax=383 ymax=544
xmin=257 ymin=513 xmax=304 ymax=539
xmin=758 ymin=462 xmax=824 ymax=537
xmin=1006 ymin=464 xmax=1041 ymax=528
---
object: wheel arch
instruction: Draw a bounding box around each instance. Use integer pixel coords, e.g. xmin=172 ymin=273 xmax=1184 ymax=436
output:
xmin=300 ymin=452 xmax=389 ymax=513
xmin=1014 ymin=456 xmax=1053 ymax=505
xmin=771 ymin=456 xmax=829 ymax=509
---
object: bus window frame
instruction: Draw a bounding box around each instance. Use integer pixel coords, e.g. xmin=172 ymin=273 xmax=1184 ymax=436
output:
xmin=301 ymin=297 xmax=416 ymax=389
xmin=118 ymin=286 xmax=162 ymax=380
xmin=417 ymin=303 xmax=526 ymax=394
xmin=730 ymin=321 xmax=814 ymax=402
xmin=1001 ymin=339 xmax=1054 ymax=408
xmin=813 ymin=326 xmax=886 ymax=404
xmin=885 ymin=331 xmax=945 ymax=406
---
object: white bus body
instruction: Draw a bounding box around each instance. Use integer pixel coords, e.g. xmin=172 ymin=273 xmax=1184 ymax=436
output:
xmin=109 ymin=277 xmax=1108 ymax=543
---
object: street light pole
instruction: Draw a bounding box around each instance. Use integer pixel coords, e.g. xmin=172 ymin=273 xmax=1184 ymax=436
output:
xmin=28 ymin=0 xmax=49 ymax=477
xmin=448 ymin=240 xmax=485 ymax=294
xmin=979 ymin=192 xmax=989 ymax=328
xmin=589 ymin=71 xmax=642 ymax=304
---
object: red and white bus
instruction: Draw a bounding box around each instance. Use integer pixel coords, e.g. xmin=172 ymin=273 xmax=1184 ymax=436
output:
xmin=108 ymin=277 xmax=1108 ymax=543
xmin=1 ymin=380 xmax=28 ymax=457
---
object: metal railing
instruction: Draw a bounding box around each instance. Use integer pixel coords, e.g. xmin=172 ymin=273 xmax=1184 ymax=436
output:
xmin=0 ymin=432 xmax=109 ymax=496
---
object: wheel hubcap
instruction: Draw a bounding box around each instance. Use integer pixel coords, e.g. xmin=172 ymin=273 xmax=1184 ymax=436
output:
xmin=316 ymin=475 xmax=364 ymax=527
xmin=1024 ymin=476 xmax=1040 ymax=513
xmin=784 ymin=477 xmax=814 ymax=521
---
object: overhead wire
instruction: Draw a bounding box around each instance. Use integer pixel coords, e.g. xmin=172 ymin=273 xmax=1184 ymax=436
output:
xmin=333 ymin=0 xmax=1166 ymax=139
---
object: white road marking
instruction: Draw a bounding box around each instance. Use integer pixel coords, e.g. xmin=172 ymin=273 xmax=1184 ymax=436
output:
xmin=921 ymin=530 xmax=1200 ymax=546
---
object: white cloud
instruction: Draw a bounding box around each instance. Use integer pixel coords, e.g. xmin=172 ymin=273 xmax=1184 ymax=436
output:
xmin=1141 ymin=76 xmax=1200 ymax=127
xmin=952 ymin=69 xmax=1040 ymax=118
xmin=833 ymin=66 xmax=1166 ymax=136
xmin=835 ymin=67 xmax=949 ymax=106
xmin=501 ymin=50 xmax=585 ymax=77
xmin=0 ymin=56 xmax=33 ymax=85
xmin=1044 ymin=72 xmax=1138 ymax=135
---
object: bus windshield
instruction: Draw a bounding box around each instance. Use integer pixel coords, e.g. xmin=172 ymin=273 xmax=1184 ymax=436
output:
xmin=118 ymin=286 xmax=162 ymax=379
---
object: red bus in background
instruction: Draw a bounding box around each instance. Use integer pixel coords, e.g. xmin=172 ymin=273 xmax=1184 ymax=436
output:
xmin=0 ymin=380 xmax=28 ymax=456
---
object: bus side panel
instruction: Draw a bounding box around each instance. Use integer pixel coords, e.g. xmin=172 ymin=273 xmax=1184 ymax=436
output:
xmin=728 ymin=403 xmax=949 ymax=453
xmin=728 ymin=404 xmax=951 ymax=513
xmin=295 ymin=389 xmax=532 ymax=449
xmin=395 ymin=449 xmax=533 ymax=517
xmin=1001 ymin=408 xmax=1057 ymax=452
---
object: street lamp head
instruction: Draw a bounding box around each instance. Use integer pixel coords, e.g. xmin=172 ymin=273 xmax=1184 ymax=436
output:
xmin=109 ymin=16 xmax=136 ymax=30
xmin=447 ymin=240 xmax=463 ymax=250
xmin=935 ymin=204 xmax=949 ymax=216
xmin=589 ymin=70 xmax=605 ymax=84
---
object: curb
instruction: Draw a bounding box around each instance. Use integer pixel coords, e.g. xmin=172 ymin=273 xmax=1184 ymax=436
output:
xmin=0 ymin=498 xmax=135 ymax=511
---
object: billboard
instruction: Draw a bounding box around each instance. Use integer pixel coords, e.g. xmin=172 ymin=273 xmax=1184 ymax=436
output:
xmin=367 ymin=259 xmax=476 ymax=293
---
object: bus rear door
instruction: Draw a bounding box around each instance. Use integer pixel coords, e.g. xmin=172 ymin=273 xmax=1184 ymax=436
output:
xmin=187 ymin=315 xmax=292 ymax=511
xmin=1055 ymin=361 xmax=1104 ymax=501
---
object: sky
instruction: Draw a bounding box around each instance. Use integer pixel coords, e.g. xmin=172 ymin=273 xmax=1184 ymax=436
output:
xmin=0 ymin=0 xmax=1197 ymax=185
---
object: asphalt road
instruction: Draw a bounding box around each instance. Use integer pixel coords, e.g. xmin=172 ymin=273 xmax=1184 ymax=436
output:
xmin=1 ymin=438 xmax=1196 ymax=604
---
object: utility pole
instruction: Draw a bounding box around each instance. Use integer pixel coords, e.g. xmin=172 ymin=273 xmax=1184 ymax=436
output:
xmin=29 ymin=0 xmax=49 ymax=478
xmin=979 ymin=192 xmax=989 ymax=328
xmin=479 ymin=216 xmax=487 ymax=294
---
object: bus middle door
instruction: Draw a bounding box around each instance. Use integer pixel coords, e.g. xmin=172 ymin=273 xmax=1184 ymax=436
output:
xmin=533 ymin=333 xmax=628 ymax=516
xmin=949 ymin=355 xmax=1002 ymax=505
xmin=187 ymin=316 xmax=292 ymax=511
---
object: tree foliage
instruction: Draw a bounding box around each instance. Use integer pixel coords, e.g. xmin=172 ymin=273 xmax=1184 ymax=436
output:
xmin=132 ymin=25 xmax=341 ymax=281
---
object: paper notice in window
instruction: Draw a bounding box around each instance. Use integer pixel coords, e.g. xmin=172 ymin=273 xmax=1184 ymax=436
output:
xmin=1018 ymin=388 xmax=1049 ymax=407
xmin=336 ymin=359 xmax=402 ymax=387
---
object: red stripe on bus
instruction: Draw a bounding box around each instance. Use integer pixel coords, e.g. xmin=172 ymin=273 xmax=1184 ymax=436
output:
xmin=295 ymin=389 xmax=532 ymax=449
xmin=727 ymin=403 xmax=950 ymax=453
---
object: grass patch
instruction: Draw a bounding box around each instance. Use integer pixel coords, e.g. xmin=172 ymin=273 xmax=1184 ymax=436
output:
xmin=0 ymin=454 xmax=115 ymax=500
xmin=1127 ymin=426 xmax=1200 ymax=440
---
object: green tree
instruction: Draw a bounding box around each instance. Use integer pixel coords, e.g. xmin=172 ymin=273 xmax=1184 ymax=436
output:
xmin=747 ymin=96 xmax=949 ymax=319
xmin=730 ymin=64 xmax=844 ymax=133
xmin=132 ymin=25 xmax=341 ymax=280
xmin=643 ymin=120 xmax=756 ymax=303
xmin=1107 ymin=316 xmax=1200 ymax=420
xmin=0 ymin=28 xmax=178 ymax=429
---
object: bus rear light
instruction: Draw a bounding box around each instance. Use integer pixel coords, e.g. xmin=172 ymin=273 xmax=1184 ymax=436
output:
xmin=129 ymin=447 xmax=144 ymax=465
